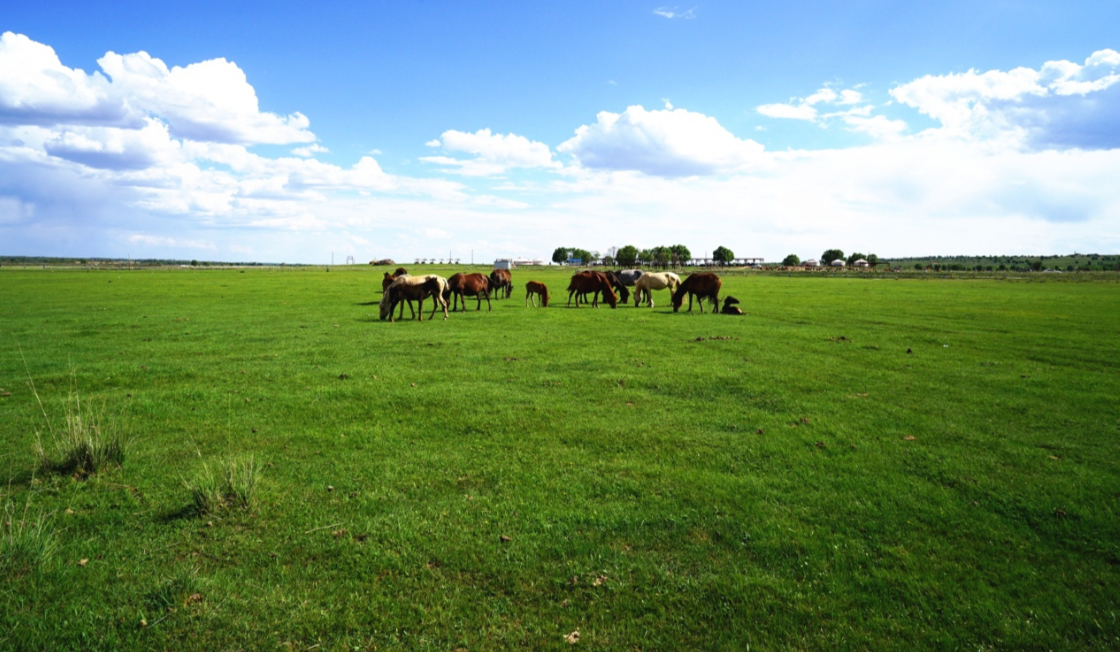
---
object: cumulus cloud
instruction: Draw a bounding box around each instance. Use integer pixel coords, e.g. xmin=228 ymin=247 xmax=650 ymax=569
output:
xmin=757 ymin=84 xmax=907 ymax=139
xmin=0 ymin=31 xmax=314 ymax=145
xmin=558 ymin=105 xmax=766 ymax=177
xmin=891 ymin=49 xmax=1120 ymax=149
xmin=422 ymin=128 xmax=557 ymax=176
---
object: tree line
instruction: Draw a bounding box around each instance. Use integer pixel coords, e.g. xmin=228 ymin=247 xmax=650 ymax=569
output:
xmin=552 ymin=245 xmax=739 ymax=267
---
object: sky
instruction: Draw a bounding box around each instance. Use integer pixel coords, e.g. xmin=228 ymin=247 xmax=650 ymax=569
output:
xmin=1 ymin=0 xmax=1118 ymax=263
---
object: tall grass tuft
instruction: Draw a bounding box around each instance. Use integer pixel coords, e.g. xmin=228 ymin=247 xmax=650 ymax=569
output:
xmin=1 ymin=499 xmax=57 ymax=576
xmin=184 ymin=456 xmax=260 ymax=515
xmin=33 ymin=392 xmax=127 ymax=478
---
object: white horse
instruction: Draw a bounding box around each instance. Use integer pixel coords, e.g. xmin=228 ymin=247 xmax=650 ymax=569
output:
xmin=379 ymin=275 xmax=450 ymax=321
xmin=632 ymin=272 xmax=681 ymax=307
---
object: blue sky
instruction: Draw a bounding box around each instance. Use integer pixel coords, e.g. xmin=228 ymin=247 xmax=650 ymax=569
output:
xmin=2 ymin=1 xmax=1119 ymax=262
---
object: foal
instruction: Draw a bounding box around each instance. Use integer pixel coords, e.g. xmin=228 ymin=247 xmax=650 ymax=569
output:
xmin=525 ymin=281 xmax=550 ymax=307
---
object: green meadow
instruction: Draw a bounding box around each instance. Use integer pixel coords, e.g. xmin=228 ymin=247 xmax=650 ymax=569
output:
xmin=1 ymin=265 xmax=1118 ymax=651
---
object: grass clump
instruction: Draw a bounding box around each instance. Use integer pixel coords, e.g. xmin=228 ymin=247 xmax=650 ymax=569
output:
xmin=185 ymin=456 xmax=260 ymax=515
xmin=33 ymin=393 xmax=127 ymax=478
xmin=1 ymin=499 xmax=57 ymax=576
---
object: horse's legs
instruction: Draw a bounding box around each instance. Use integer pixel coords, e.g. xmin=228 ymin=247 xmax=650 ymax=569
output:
xmin=567 ymin=289 xmax=575 ymax=307
xmin=486 ymin=291 xmax=492 ymax=311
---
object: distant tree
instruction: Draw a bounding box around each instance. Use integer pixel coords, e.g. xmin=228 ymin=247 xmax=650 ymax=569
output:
xmin=670 ymin=244 xmax=691 ymax=262
xmin=552 ymin=247 xmax=570 ymax=264
xmin=998 ymin=264 xmax=1007 ymax=271
xmin=638 ymin=249 xmax=653 ymax=265
xmin=867 ymin=253 xmax=879 ymax=265
xmin=782 ymin=254 xmax=801 ymax=266
xmin=616 ymin=245 xmax=638 ymax=267
xmin=1030 ymin=260 xmax=1043 ymax=271
xmin=821 ymin=249 xmax=844 ymax=265
xmin=570 ymin=248 xmax=593 ymax=265
xmin=601 ymin=255 xmax=616 ymax=266
xmin=653 ymin=248 xmax=671 ymax=268
xmin=190 ymin=259 xmax=199 ymax=266
xmin=713 ymin=246 xmax=735 ymax=265
xmin=847 ymin=252 xmax=866 ymax=265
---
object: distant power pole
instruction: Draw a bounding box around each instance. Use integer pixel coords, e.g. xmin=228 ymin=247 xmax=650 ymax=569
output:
xmin=331 ymin=252 xmax=334 ymax=266
xmin=471 ymin=249 xmax=474 ymax=265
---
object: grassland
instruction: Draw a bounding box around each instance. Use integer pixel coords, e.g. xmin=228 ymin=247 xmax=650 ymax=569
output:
xmin=1 ymin=265 xmax=1118 ymax=651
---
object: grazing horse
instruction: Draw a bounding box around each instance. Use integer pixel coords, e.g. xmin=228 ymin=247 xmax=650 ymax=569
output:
xmin=525 ymin=281 xmax=550 ymax=307
xmin=394 ymin=267 xmax=408 ymax=277
xmin=672 ymin=273 xmax=721 ymax=313
xmin=567 ymin=271 xmax=618 ymax=308
xmin=599 ymin=271 xmax=631 ymax=304
xmin=489 ymin=269 xmax=513 ymax=299
xmin=721 ymin=296 xmax=744 ymax=315
xmin=445 ymin=273 xmax=492 ymax=312
xmin=633 ymin=272 xmax=681 ymax=308
xmin=379 ymin=275 xmax=449 ymax=322
xmin=615 ymin=269 xmax=645 ymax=286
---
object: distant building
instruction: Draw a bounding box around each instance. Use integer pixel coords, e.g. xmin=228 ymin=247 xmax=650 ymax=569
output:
xmin=853 ymin=259 xmax=869 ymax=267
xmin=494 ymin=259 xmax=516 ymax=270
xmin=831 ymin=259 xmax=846 ymax=267
xmin=512 ymin=258 xmax=546 ymax=266
xmin=804 ymin=259 xmax=819 ymax=267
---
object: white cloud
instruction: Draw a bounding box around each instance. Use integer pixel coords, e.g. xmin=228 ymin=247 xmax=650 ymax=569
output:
xmin=891 ymin=49 xmax=1120 ymax=149
xmin=653 ymin=7 xmax=696 ymax=19
xmin=0 ymin=31 xmax=314 ymax=145
xmin=291 ymin=143 xmax=329 ymax=157
xmin=422 ymin=128 xmax=557 ymax=176
xmin=558 ymin=105 xmax=766 ymax=177
xmin=757 ymin=84 xmax=899 ymax=138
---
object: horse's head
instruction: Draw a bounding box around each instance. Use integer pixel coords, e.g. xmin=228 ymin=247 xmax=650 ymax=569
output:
xmin=671 ymin=286 xmax=685 ymax=312
xmin=604 ymin=285 xmax=618 ymax=308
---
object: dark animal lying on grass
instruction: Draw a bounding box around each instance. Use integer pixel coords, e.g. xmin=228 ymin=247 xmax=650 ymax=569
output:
xmin=671 ymin=273 xmax=721 ymax=313
xmin=721 ymin=296 xmax=743 ymax=315
xmin=525 ymin=281 xmax=549 ymax=307
xmin=445 ymin=273 xmax=492 ymax=312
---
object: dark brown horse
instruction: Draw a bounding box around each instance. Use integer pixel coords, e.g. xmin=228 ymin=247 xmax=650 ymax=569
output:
xmin=567 ymin=271 xmax=618 ymax=308
xmin=445 ymin=273 xmax=492 ymax=312
xmin=381 ymin=268 xmax=408 ymax=292
xmin=671 ymin=273 xmax=721 ymax=313
xmin=720 ymin=296 xmax=744 ymax=315
xmin=599 ymin=271 xmax=630 ymax=304
xmin=525 ymin=281 xmax=549 ymax=307
xmin=489 ymin=269 xmax=513 ymax=299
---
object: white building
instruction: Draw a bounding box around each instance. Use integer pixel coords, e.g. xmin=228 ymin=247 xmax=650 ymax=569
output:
xmin=803 ymin=258 xmax=819 ymax=267
xmin=853 ymin=259 xmax=869 ymax=268
xmin=831 ymin=259 xmax=846 ymax=267
xmin=494 ymin=259 xmax=516 ymax=270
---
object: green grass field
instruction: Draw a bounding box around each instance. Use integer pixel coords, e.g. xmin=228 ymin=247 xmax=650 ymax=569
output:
xmin=2 ymin=266 xmax=1118 ymax=651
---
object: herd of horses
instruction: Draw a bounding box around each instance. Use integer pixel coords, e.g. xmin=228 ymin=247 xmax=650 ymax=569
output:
xmin=378 ymin=267 xmax=740 ymax=322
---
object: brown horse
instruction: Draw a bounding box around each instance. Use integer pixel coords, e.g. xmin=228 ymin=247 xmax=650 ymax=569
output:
xmin=525 ymin=281 xmax=549 ymax=307
xmin=671 ymin=273 xmax=721 ymax=313
xmin=381 ymin=268 xmax=408 ymax=292
xmin=380 ymin=275 xmax=449 ymax=322
xmin=599 ymin=271 xmax=630 ymax=304
xmin=445 ymin=273 xmax=492 ymax=312
xmin=567 ymin=271 xmax=618 ymax=308
xmin=489 ymin=269 xmax=513 ymax=299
